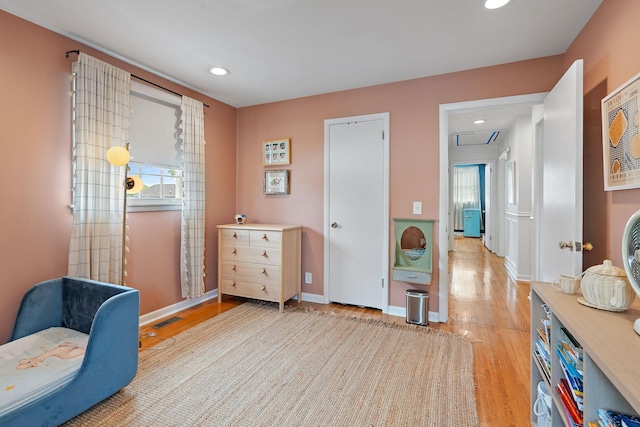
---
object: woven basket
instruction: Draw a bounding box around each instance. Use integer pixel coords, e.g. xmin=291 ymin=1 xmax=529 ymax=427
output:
xmin=581 ymin=260 xmax=635 ymax=311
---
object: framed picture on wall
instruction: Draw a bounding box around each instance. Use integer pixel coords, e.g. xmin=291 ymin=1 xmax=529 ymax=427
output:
xmin=602 ymin=72 xmax=640 ymax=191
xmin=263 ymin=169 xmax=289 ymax=195
xmin=506 ymin=160 xmax=516 ymax=205
xmin=263 ymin=138 xmax=291 ymax=166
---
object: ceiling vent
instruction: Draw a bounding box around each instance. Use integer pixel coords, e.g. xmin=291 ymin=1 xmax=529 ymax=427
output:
xmin=452 ymin=130 xmax=504 ymax=146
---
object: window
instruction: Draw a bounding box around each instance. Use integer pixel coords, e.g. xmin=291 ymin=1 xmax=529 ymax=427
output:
xmin=127 ymin=82 xmax=183 ymax=211
xmin=127 ymin=164 xmax=181 ymax=207
xmin=71 ymin=73 xmax=184 ymax=211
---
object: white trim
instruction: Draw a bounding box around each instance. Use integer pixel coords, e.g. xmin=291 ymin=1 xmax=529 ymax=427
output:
xmin=388 ymin=305 xmax=440 ymax=323
xmin=300 ymin=292 xmax=325 ymax=304
xmin=324 ymin=112 xmax=390 ymax=313
xmin=139 ymin=290 xmax=330 ymax=326
xmin=439 ymin=93 xmax=547 ymax=323
xmin=139 ymin=289 xmax=218 ymax=326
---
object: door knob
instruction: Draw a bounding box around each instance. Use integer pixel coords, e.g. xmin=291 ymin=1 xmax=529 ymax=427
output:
xmin=331 ymin=222 xmax=338 ymax=228
xmin=559 ymin=241 xmax=594 ymax=252
xmin=576 ymin=242 xmax=593 ymax=252
xmin=559 ymin=241 xmax=574 ymax=251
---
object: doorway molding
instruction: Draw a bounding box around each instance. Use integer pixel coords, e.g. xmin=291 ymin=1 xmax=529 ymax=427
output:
xmin=323 ymin=112 xmax=390 ymax=312
xmin=438 ymin=93 xmax=546 ymax=322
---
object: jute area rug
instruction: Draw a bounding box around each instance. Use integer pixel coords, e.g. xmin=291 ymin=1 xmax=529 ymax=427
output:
xmin=64 ymin=302 xmax=478 ymax=427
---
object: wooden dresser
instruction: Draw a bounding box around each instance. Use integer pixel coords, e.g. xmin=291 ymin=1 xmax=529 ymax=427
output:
xmin=217 ymin=224 xmax=302 ymax=313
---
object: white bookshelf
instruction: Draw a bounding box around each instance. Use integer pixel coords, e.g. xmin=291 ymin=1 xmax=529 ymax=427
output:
xmin=530 ymin=282 xmax=640 ymax=426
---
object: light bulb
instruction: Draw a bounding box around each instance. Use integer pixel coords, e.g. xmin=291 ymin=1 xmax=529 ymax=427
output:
xmin=126 ymin=176 xmax=144 ymax=195
xmin=106 ymin=146 xmax=131 ymax=166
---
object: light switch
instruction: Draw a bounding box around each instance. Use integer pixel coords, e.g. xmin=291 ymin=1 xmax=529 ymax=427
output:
xmin=413 ymin=201 xmax=422 ymax=215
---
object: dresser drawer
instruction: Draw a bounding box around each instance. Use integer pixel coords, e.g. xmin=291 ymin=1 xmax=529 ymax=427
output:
xmin=219 ymin=278 xmax=280 ymax=302
xmin=220 ymin=261 xmax=281 ymax=281
xmin=250 ymin=230 xmax=282 ymax=248
xmin=220 ymin=228 xmax=250 ymax=246
xmin=220 ymin=245 xmax=281 ymax=265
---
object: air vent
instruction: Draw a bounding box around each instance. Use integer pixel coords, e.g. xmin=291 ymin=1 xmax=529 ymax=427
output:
xmin=453 ymin=130 xmax=503 ymax=146
xmin=152 ymin=316 xmax=183 ymax=329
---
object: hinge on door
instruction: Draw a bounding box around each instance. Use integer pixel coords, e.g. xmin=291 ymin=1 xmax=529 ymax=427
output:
xmin=382 ymin=130 xmax=385 ymax=140
xmin=381 ymin=278 xmax=384 ymax=288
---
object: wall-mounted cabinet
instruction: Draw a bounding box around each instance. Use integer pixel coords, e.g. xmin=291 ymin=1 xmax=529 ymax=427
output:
xmin=392 ymin=218 xmax=434 ymax=285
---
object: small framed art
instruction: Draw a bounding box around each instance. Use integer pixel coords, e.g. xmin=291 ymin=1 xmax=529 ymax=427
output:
xmin=602 ymin=71 xmax=640 ymax=191
xmin=263 ymin=169 xmax=289 ymax=195
xmin=263 ymin=138 xmax=290 ymax=166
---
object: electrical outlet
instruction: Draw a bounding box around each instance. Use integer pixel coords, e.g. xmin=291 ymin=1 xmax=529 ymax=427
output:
xmin=305 ymin=272 xmax=312 ymax=284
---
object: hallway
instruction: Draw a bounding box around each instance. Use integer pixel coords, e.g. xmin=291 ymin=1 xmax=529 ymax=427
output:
xmin=448 ymin=236 xmax=531 ymax=426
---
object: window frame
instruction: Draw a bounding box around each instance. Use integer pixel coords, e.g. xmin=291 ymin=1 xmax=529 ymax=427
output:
xmin=126 ymin=162 xmax=182 ymax=212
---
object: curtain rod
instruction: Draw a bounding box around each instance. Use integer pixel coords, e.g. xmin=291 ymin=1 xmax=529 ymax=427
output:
xmin=65 ymin=50 xmax=210 ymax=108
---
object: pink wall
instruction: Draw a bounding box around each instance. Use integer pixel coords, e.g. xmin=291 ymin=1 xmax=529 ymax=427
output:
xmin=0 ymin=11 xmax=237 ymax=342
xmin=565 ymin=0 xmax=640 ymax=268
xmin=237 ymin=56 xmax=565 ymax=310
xmin=3 ymin=0 xmax=637 ymax=341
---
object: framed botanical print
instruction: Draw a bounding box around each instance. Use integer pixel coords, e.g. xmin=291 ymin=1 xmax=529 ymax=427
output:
xmin=263 ymin=169 xmax=289 ymax=195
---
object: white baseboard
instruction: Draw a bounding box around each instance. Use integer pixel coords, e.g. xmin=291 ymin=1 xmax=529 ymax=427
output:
xmin=388 ymin=305 xmax=441 ymax=323
xmin=139 ymin=289 xmax=218 ymax=327
xmin=300 ymin=292 xmax=324 ymax=304
xmin=139 ymin=292 xmax=441 ymax=326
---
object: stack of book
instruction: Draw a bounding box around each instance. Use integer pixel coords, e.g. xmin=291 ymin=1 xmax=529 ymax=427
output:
xmin=534 ymin=304 xmax=552 ymax=382
xmin=590 ymin=409 xmax=640 ymax=426
xmin=555 ymin=327 xmax=583 ymax=427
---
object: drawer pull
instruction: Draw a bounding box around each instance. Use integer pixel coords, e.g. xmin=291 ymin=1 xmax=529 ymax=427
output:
xmin=231 ymin=248 xmax=237 ymax=254
xmin=261 ymin=251 xmax=267 ymax=257
xmin=232 ymin=232 xmax=237 ymax=238
xmin=231 ymin=281 xmax=236 ymax=287
xmin=261 ymin=268 xmax=267 ymax=274
xmin=231 ymin=265 xmax=237 ymax=271
xmin=261 ymin=234 xmax=268 ymax=240
xmin=260 ymin=285 xmax=266 ymax=291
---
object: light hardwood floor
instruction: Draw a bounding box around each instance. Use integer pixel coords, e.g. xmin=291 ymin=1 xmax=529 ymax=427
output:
xmin=139 ymin=236 xmax=531 ymax=426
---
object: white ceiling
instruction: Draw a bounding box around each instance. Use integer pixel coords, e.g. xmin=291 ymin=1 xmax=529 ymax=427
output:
xmin=1 ymin=0 xmax=601 ymax=136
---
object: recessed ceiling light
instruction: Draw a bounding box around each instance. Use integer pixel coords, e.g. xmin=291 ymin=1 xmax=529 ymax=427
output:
xmin=473 ymin=119 xmax=486 ymax=124
xmin=484 ymin=0 xmax=510 ymax=9
xmin=210 ymin=66 xmax=230 ymax=76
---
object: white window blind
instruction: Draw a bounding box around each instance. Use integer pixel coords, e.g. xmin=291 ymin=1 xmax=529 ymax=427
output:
xmin=128 ymin=82 xmax=181 ymax=168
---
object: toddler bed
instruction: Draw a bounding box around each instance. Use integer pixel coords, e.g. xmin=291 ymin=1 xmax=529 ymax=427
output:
xmin=0 ymin=277 xmax=140 ymax=427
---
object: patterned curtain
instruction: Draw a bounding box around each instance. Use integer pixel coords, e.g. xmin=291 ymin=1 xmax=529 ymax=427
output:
xmin=68 ymin=53 xmax=131 ymax=284
xmin=453 ymin=165 xmax=482 ymax=231
xmin=180 ymin=96 xmax=206 ymax=298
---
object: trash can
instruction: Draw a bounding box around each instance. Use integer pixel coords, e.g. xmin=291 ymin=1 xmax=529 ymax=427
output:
xmin=406 ymin=289 xmax=429 ymax=326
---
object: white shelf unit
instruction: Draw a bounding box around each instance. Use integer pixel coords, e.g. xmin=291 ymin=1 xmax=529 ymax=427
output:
xmin=530 ymin=282 xmax=640 ymax=426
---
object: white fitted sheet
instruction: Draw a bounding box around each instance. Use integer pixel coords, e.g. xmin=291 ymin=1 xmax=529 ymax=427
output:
xmin=0 ymin=327 xmax=89 ymax=416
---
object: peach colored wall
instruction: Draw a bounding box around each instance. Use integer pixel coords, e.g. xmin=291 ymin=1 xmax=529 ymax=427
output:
xmin=564 ymin=0 xmax=640 ymax=268
xmin=237 ymin=56 xmax=565 ymax=310
xmin=0 ymin=11 xmax=237 ymax=343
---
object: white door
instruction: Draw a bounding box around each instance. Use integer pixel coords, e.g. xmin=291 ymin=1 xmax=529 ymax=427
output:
xmin=324 ymin=114 xmax=389 ymax=309
xmin=484 ymin=163 xmax=492 ymax=251
xmin=538 ymin=60 xmax=584 ymax=281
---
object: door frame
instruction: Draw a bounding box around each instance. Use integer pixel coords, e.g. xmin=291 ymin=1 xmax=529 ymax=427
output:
xmin=439 ymin=93 xmax=546 ymax=322
xmin=323 ymin=112 xmax=390 ymax=312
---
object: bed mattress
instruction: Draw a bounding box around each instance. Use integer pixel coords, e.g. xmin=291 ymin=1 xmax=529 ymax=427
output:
xmin=0 ymin=327 xmax=89 ymax=416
